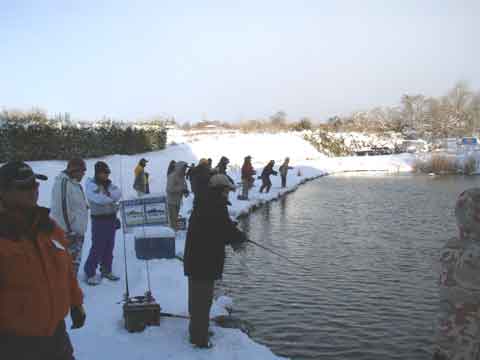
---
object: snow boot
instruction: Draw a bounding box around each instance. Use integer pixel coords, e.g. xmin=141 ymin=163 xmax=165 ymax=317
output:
xmin=86 ymin=276 xmax=102 ymax=286
xmin=102 ymin=272 xmax=120 ymax=281
xmin=191 ymin=339 xmax=214 ymax=349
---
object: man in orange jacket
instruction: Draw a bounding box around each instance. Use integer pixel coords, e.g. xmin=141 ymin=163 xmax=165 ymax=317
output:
xmin=0 ymin=161 xmax=85 ymax=360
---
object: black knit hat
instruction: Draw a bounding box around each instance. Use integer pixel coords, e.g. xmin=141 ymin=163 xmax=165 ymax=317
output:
xmin=0 ymin=161 xmax=47 ymax=189
xmin=94 ymin=161 xmax=110 ymax=175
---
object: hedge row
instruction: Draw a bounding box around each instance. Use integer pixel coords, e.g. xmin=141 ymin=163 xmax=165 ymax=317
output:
xmin=0 ymin=123 xmax=167 ymax=162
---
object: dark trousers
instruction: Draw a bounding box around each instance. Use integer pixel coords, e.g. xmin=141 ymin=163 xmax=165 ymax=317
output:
xmin=241 ymin=178 xmax=254 ymax=199
xmin=188 ymin=277 xmax=214 ymax=345
xmin=84 ymin=215 xmax=116 ymax=277
xmin=281 ymin=175 xmax=287 ymax=188
xmin=0 ymin=321 xmax=74 ymax=360
xmin=167 ymin=200 xmax=180 ymax=231
xmin=259 ymin=177 xmax=272 ymax=193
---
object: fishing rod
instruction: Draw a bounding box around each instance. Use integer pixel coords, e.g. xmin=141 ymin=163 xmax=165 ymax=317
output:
xmin=159 ymin=312 xmax=251 ymax=334
xmin=245 ymin=238 xmax=309 ymax=271
xmin=118 ymin=155 xmax=130 ymax=300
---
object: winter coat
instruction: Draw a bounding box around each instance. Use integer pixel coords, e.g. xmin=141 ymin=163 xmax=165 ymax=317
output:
xmin=166 ymin=162 xmax=188 ymax=204
xmin=0 ymin=206 xmax=83 ymax=336
xmin=183 ymin=188 xmax=244 ymax=280
xmin=213 ymin=160 xmax=235 ymax=187
xmin=279 ymin=163 xmax=293 ymax=177
xmin=241 ymin=161 xmax=256 ymax=181
xmin=85 ymin=177 xmax=122 ymax=216
xmin=133 ymin=165 xmax=148 ymax=194
xmin=434 ymin=188 xmax=480 ymax=359
xmin=50 ymin=171 xmax=89 ymax=235
xmin=261 ymin=164 xmax=277 ymax=180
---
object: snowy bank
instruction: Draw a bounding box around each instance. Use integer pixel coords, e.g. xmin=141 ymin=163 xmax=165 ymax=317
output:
xmin=29 ymin=133 xmax=417 ymax=360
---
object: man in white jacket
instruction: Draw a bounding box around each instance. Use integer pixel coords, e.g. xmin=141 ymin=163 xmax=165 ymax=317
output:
xmin=50 ymin=158 xmax=89 ymax=275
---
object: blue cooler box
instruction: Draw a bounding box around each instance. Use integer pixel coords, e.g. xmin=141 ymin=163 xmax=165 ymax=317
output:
xmin=134 ymin=226 xmax=176 ymax=260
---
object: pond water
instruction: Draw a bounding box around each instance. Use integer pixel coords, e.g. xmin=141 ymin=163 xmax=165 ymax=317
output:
xmin=218 ymin=174 xmax=480 ymax=360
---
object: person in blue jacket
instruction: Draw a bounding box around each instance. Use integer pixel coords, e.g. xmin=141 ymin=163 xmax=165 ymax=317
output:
xmin=84 ymin=161 xmax=122 ymax=286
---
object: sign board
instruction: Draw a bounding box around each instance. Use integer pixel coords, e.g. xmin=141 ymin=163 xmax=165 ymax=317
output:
xmin=462 ymin=137 xmax=478 ymax=145
xmin=120 ymin=196 xmax=168 ymax=231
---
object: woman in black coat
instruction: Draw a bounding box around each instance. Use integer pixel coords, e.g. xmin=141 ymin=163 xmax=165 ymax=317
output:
xmin=259 ymin=160 xmax=277 ymax=193
xmin=183 ymin=174 xmax=245 ymax=348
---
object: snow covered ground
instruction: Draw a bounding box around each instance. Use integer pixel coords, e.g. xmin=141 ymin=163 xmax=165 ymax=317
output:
xmin=29 ymin=132 xmax=417 ymax=360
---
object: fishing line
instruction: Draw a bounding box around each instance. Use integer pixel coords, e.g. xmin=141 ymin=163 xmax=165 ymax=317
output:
xmin=245 ymin=238 xmax=310 ymax=271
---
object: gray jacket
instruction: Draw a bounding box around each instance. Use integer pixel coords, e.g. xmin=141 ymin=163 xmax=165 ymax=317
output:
xmin=166 ymin=161 xmax=188 ymax=204
xmin=85 ymin=177 xmax=122 ymax=216
xmin=50 ymin=171 xmax=89 ymax=235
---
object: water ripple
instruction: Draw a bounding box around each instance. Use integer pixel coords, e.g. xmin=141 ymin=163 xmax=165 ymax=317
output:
xmin=218 ymin=174 xmax=480 ymax=360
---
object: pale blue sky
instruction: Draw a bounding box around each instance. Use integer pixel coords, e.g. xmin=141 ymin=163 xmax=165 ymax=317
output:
xmin=0 ymin=0 xmax=479 ymax=123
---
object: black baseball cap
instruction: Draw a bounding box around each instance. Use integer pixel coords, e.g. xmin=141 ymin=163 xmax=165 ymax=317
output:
xmin=0 ymin=161 xmax=48 ymax=189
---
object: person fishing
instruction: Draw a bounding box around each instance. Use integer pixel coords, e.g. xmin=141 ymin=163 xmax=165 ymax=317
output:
xmin=259 ymin=160 xmax=277 ymax=193
xmin=183 ymin=173 xmax=246 ymax=349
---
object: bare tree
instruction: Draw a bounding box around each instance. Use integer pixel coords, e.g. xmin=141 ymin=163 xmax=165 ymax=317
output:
xmin=401 ymin=94 xmax=426 ymax=131
xmin=269 ymin=111 xmax=287 ymax=129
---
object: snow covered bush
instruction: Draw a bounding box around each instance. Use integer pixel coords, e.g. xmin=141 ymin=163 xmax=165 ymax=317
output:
xmin=0 ymin=115 xmax=167 ymax=162
xmin=303 ymin=130 xmax=351 ymax=156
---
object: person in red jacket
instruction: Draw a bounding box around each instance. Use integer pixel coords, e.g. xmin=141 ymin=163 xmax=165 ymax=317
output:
xmin=239 ymin=155 xmax=256 ymax=200
xmin=0 ymin=161 xmax=85 ymax=360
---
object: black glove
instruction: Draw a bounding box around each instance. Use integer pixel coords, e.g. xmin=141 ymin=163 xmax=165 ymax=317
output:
xmin=70 ymin=305 xmax=86 ymax=329
xmin=231 ymin=240 xmax=246 ymax=252
xmin=230 ymin=230 xmax=248 ymax=252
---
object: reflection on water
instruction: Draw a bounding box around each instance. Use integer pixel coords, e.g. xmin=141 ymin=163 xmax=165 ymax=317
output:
xmin=217 ymin=174 xmax=480 ymax=360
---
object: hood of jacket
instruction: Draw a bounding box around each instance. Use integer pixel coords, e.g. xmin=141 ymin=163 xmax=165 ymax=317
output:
xmin=173 ymin=161 xmax=188 ymax=176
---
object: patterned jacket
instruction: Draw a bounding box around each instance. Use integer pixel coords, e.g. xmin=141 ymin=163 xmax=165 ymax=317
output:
xmin=434 ymin=188 xmax=480 ymax=359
